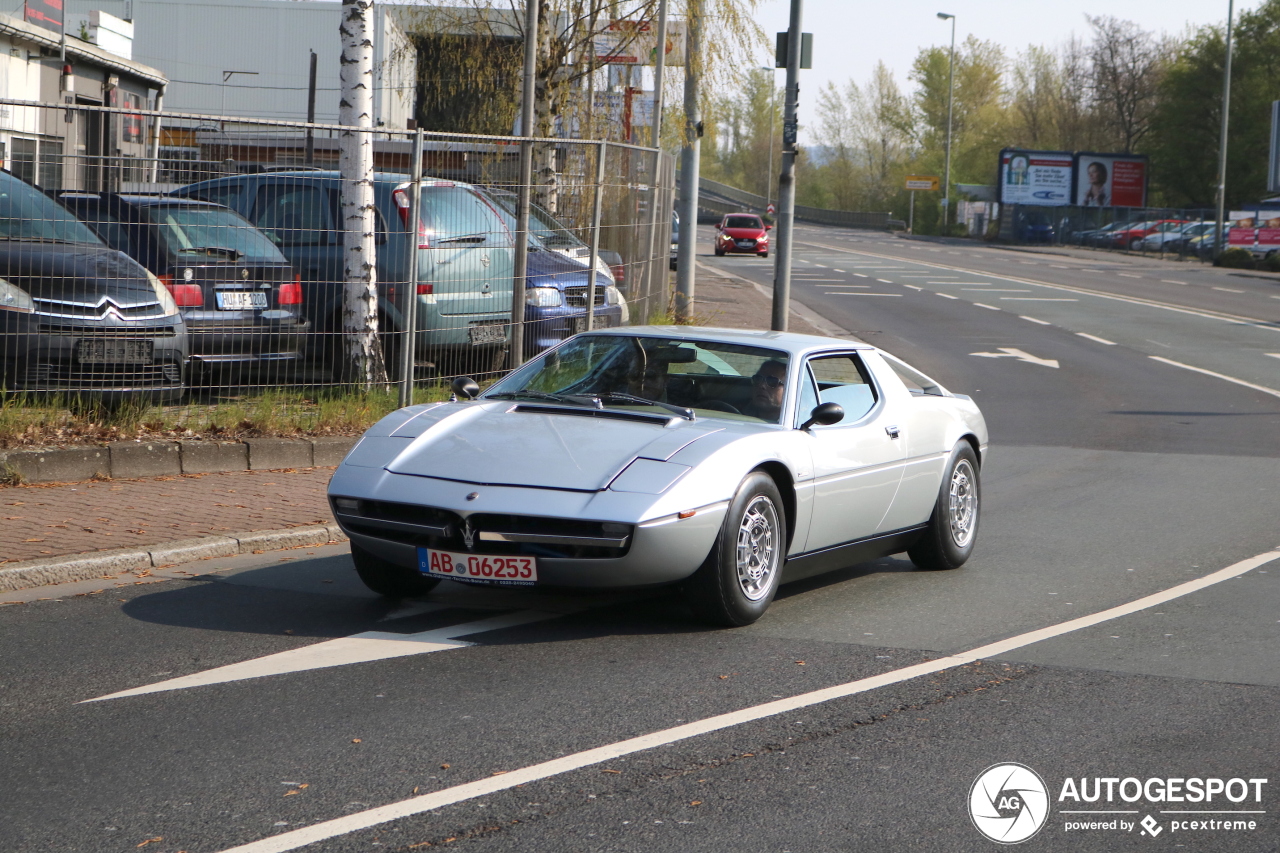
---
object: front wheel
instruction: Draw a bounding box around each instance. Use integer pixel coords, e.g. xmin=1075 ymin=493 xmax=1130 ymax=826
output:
xmin=714 ymin=247 xmax=725 ymax=256
xmin=351 ymin=543 xmax=440 ymax=597
xmin=684 ymin=471 xmax=786 ymax=626
xmin=908 ymin=443 xmax=980 ymax=571
xmin=759 ymin=251 xmax=769 ymax=258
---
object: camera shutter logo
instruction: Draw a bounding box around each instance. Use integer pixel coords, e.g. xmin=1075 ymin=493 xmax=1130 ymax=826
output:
xmin=969 ymin=763 xmax=1050 ymax=844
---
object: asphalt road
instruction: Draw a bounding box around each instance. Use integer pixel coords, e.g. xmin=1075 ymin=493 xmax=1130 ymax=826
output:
xmin=2 ymin=225 xmax=1278 ymax=853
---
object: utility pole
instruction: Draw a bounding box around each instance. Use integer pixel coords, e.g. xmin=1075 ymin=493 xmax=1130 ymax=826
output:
xmin=674 ymin=0 xmax=701 ymax=322
xmin=770 ymin=0 xmax=802 ymax=332
xmin=305 ymin=49 xmax=317 ymax=165
xmin=938 ymin=12 xmax=956 ymax=234
xmin=508 ymin=0 xmax=540 ymax=368
xmin=1213 ymin=0 xmax=1235 ymax=259
xmin=761 ymin=66 xmax=777 ymax=213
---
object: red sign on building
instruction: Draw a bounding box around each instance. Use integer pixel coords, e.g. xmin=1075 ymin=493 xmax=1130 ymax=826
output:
xmin=24 ymin=0 xmax=63 ymax=34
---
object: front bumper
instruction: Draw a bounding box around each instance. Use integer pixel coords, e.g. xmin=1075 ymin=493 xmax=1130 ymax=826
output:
xmin=329 ymin=466 xmax=727 ymax=589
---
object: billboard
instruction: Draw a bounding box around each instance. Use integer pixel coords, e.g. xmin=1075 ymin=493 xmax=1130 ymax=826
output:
xmin=24 ymin=0 xmax=63 ymax=33
xmin=998 ymin=149 xmax=1073 ymax=206
xmin=1075 ymin=153 xmax=1148 ymax=207
xmin=594 ymin=20 xmax=686 ymax=66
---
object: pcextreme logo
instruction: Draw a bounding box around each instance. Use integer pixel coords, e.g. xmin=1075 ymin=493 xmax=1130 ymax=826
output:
xmin=969 ymin=763 xmax=1051 ymax=844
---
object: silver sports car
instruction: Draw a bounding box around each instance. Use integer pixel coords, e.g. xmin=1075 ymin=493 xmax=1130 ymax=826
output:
xmin=329 ymin=327 xmax=988 ymax=625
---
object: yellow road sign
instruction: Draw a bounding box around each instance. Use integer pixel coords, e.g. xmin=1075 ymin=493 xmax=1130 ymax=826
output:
xmin=905 ymin=175 xmax=940 ymax=191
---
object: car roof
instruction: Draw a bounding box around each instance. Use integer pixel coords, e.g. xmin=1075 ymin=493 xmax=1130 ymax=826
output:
xmin=583 ymin=325 xmax=871 ymax=356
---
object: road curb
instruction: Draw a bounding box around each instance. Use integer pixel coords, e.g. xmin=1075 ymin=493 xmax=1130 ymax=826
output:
xmin=0 ymin=524 xmax=348 ymax=592
xmin=0 ymin=437 xmax=358 ymax=486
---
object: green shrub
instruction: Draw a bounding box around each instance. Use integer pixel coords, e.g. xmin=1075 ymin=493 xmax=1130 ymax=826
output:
xmin=1214 ymin=247 xmax=1256 ymax=269
xmin=1262 ymin=252 xmax=1280 ymax=273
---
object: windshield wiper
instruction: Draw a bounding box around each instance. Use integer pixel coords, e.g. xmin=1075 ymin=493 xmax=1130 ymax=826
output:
xmin=438 ymin=234 xmax=487 ymax=245
xmin=182 ymin=246 xmax=245 ymax=259
xmin=485 ymin=390 xmax=597 ymax=406
xmin=598 ymin=392 xmax=694 ymax=420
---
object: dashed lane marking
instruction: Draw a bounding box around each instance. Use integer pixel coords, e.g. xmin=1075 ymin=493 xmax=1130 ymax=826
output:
xmin=974 ymin=303 xmax=1001 ymax=311
xmin=1000 ymin=297 xmax=1078 ymax=301
xmin=211 ymin=551 xmax=1280 ymax=853
xmin=1020 ymin=315 xmax=1052 ymax=325
xmin=1076 ymin=332 xmax=1117 ymax=345
xmin=938 ymin=293 xmax=958 ymax=299
xmin=1213 ymin=287 xmax=1245 ymax=293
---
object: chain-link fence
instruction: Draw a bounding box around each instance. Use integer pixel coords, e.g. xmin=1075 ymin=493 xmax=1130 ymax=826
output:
xmin=1000 ymin=204 xmax=1243 ymax=261
xmin=0 ymin=99 xmax=673 ymax=435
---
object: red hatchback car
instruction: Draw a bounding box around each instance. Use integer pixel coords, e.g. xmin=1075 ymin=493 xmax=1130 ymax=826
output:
xmin=715 ymin=214 xmax=770 ymax=257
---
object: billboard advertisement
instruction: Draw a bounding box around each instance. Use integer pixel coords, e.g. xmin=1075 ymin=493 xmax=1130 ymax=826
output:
xmin=998 ymin=149 xmax=1073 ymax=206
xmin=594 ymin=20 xmax=686 ymax=66
xmin=1075 ymin=153 xmax=1148 ymax=207
xmin=24 ymin=0 xmax=63 ymax=33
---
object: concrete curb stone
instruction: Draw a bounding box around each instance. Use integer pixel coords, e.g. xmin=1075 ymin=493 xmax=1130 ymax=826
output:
xmin=0 ymin=437 xmax=357 ymax=485
xmin=0 ymin=525 xmax=349 ymax=593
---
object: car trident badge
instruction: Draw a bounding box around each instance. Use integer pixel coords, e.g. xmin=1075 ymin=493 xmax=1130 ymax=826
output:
xmin=461 ymin=518 xmax=475 ymax=552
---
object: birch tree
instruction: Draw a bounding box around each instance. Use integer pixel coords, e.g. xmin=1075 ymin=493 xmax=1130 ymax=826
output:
xmin=339 ymin=0 xmax=386 ymax=386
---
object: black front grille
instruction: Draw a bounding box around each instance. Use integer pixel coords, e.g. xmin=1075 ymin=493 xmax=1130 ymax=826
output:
xmin=21 ymin=360 xmax=183 ymax=389
xmin=33 ymin=300 xmax=167 ymax=320
xmin=563 ymin=286 xmax=607 ymax=308
xmin=38 ymin=324 xmax=178 ymax=337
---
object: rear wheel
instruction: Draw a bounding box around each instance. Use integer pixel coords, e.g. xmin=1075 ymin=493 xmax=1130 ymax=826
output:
xmin=908 ymin=443 xmax=980 ymax=571
xmin=685 ymin=471 xmax=786 ymax=626
xmin=351 ymin=543 xmax=439 ymax=597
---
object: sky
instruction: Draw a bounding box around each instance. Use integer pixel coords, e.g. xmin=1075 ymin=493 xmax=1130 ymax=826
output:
xmin=749 ymin=0 xmax=1259 ymax=97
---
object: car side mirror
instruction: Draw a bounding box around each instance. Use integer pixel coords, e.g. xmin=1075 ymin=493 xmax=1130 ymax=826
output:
xmin=801 ymin=402 xmax=844 ymax=431
xmin=451 ymin=376 xmax=480 ymax=401
xmin=766 ymin=223 xmax=773 ymax=230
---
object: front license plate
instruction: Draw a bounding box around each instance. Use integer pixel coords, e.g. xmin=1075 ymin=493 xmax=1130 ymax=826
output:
xmin=736 ymin=240 xmax=754 ymax=248
xmin=76 ymin=339 xmax=153 ymax=364
xmin=418 ymin=547 xmax=537 ymax=586
xmin=216 ymin=290 xmax=268 ymax=310
xmin=468 ymin=322 xmax=506 ymax=345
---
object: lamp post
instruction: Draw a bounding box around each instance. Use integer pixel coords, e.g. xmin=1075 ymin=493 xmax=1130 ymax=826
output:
xmin=937 ymin=12 xmax=955 ymax=233
xmin=761 ymin=66 xmax=777 ymax=214
xmin=1213 ymin=0 xmax=1234 ymax=259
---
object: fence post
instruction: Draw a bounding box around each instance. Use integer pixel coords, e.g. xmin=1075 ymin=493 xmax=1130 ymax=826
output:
xmin=586 ymin=141 xmax=607 ymax=330
xmin=149 ymin=87 xmax=165 ymax=183
xmin=398 ymin=128 xmax=424 ymax=409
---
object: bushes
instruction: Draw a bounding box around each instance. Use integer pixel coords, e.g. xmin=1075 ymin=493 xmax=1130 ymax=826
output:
xmin=1212 ymin=247 xmax=1280 ymax=271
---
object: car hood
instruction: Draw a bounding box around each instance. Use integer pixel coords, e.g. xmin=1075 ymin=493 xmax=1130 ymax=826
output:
xmin=0 ymin=241 xmax=156 ymax=302
xmin=383 ymin=403 xmax=723 ymax=491
xmin=720 ymin=227 xmax=767 ymax=238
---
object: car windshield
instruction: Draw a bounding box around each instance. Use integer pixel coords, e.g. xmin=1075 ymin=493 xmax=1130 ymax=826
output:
xmin=484 ymin=191 xmax=584 ymax=250
xmin=484 ymin=335 xmax=792 ymax=424
xmin=480 ymin=195 xmax=548 ymax=250
xmin=141 ymin=205 xmax=288 ymax=262
xmin=0 ymin=174 xmax=103 ymax=244
xmin=724 ymin=216 xmax=762 ymax=229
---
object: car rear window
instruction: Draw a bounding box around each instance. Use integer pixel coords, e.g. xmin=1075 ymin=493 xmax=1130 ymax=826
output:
xmin=724 ymin=216 xmax=762 ymax=229
xmin=141 ymin=205 xmax=288 ymax=263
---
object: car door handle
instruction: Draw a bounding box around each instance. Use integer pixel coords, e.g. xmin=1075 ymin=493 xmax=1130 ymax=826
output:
xmin=885 ymin=425 xmax=901 ymax=439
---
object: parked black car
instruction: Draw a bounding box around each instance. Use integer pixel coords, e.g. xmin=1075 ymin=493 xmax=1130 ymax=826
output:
xmin=0 ymin=172 xmax=187 ymax=403
xmin=57 ymin=193 xmax=309 ymax=380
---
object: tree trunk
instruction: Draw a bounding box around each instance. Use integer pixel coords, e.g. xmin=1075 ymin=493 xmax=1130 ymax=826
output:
xmin=533 ymin=0 xmax=558 ymax=213
xmin=339 ymin=0 xmax=386 ymax=386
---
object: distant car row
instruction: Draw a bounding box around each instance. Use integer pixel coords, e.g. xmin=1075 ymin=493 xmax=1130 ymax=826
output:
xmin=0 ymin=169 xmax=633 ymax=403
xmin=1067 ymin=219 xmax=1245 ymax=256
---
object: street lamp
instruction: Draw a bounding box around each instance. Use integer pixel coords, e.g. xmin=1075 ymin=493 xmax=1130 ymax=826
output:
xmin=761 ymin=66 xmax=777 ymax=214
xmin=937 ymin=12 xmax=956 ymax=233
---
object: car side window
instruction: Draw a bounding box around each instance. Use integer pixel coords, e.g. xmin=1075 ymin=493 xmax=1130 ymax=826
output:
xmin=807 ymin=353 xmax=878 ymax=422
xmin=795 ymin=364 xmax=819 ymax=426
xmin=73 ymin=204 xmax=134 ymax=255
xmin=880 ymin=353 xmax=945 ymax=397
xmin=252 ymin=184 xmax=334 ymax=246
xmin=185 ymin=184 xmax=242 ymax=210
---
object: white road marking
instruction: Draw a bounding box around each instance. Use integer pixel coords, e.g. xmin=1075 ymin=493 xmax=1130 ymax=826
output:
xmin=903 ymin=284 xmax=924 ymax=291
xmin=794 ymin=241 xmax=1278 ymax=330
xmin=82 ymin=610 xmax=561 ymax=703
xmin=833 ymin=293 xmax=902 ymax=297
xmin=974 ymin=303 xmax=1001 ymax=311
xmin=1213 ymin=286 xmax=1245 ymax=293
xmin=876 ymin=278 xmax=893 ymax=283
xmin=815 ymin=282 xmax=866 ymax=287
xmin=1050 ymin=264 xmax=1071 ymax=269
xmin=970 ymin=348 xmax=1060 ymax=368
xmin=797 ymin=279 xmax=848 ymax=282
xmin=1268 ymin=354 xmax=1280 ymax=360
xmin=1076 ymin=332 xmax=1117 ymax=345
xmin=1148 ymin=357 xmax=1280 ymax=400
xmin=1020 ymin=315 xmax=1052 ymax=325
xmin=1118 ymin=273 xmax=1142 ymax=279
xmin=853 ymin=273 xmax=868 ymax=277
xmin=1000 ymin=297 xmax=1078 ymax=302
xmin=938 ymin=293 xmax=958 ymax=299
xmin=1161 ymin=280 xmax=1187 ymax=285
xmin=967 ymin=288 xmax=1029 ymax=292
xmin=212 ymin=551 xmax=1280 ymax=853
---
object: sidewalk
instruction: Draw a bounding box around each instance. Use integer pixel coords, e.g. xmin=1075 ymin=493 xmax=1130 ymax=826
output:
xmin=0 ymin=269 xmax=844 ymax=594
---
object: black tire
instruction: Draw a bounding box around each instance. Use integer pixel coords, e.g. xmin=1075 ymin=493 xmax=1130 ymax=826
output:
xmin=684 ymin=471 xmax=786 ymax=627
xmin=714 ymin=247 xmax=725 ymax=256
xmin=351 ymin=543 xmax=440 ymax=597
xmin=908 ymin=442 xmax=980 ymax=571
xmin=759 ymin=251 xmax=769 ymax=258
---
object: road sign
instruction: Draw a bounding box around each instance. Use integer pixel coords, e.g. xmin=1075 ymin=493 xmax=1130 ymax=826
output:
xmin=767 ymin=203 xmax=776 ymax=216
xmin=905 ymin=175 xmax=940 ymax=191
xmin=782 ymin=120 xmax=798 ymax=146
xmin=969 ymin=348 xmax=1060 ymax=368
